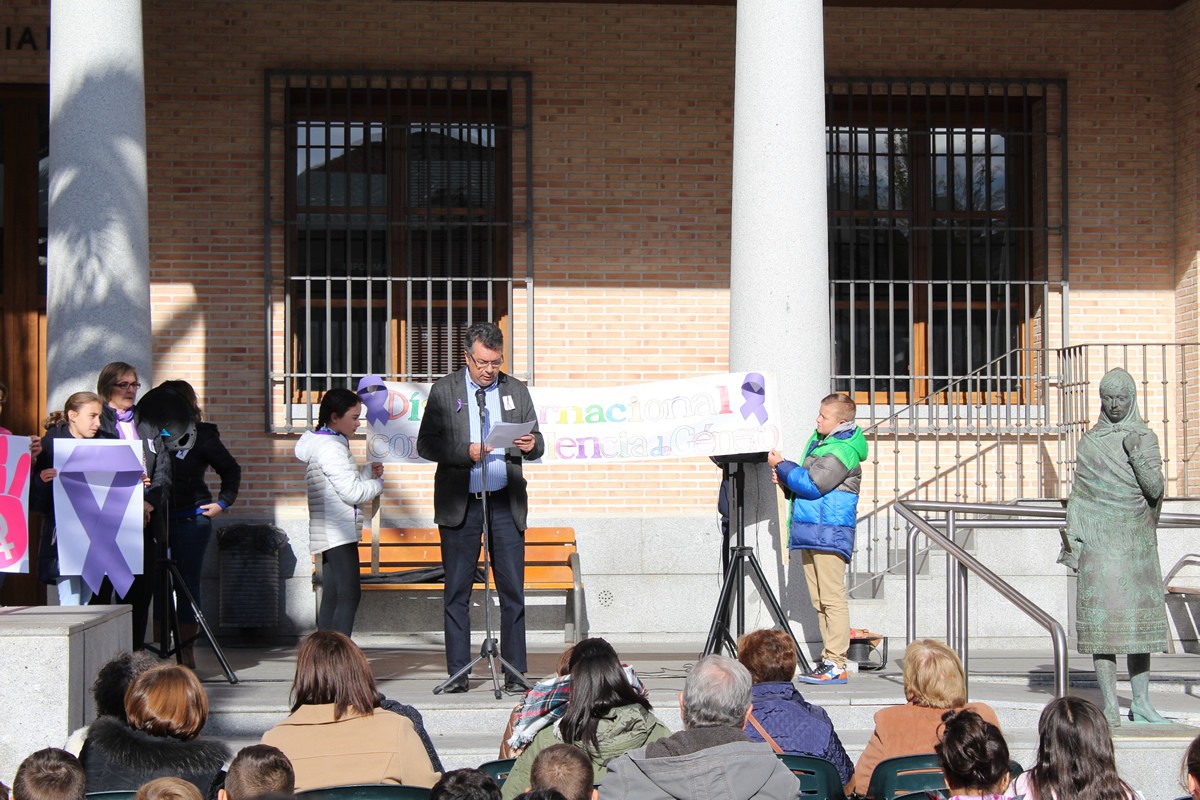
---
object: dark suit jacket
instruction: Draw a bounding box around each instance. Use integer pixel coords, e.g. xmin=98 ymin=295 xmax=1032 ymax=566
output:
xmin=416 ymin=369 xmax=544 ymax=529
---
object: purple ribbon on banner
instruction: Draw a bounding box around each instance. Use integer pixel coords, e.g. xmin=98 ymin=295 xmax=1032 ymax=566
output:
xmin=357 ymin=374 xmax=390 ymax=426
xmin=740 ymin=372 xmax=769 ymax=425
xmin=57 ymin=443 xmax=144 ymax=597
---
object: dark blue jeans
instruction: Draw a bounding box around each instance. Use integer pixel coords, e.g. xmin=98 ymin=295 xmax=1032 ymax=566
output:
xmin=168 ymin=514 xmax=213 ymax=624
xmin=440 ymin=490 xmax=527 ymax=676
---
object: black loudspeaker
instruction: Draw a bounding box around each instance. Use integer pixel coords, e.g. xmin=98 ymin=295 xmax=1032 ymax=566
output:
xmin=137 ymin=386 xmax=198 ymax=452
xmin=709 ymin=451 xmax=769 ymax=466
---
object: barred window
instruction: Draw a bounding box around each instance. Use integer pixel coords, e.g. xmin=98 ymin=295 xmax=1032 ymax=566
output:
xmin=266 ymin=71 xmax=533 ymax=430
xmin=827 ymin=79 xmax=1066 ymax=406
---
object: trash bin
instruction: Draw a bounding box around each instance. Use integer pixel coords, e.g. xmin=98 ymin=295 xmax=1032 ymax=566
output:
xmin=217 ymin=524 xmax=289 ymax=629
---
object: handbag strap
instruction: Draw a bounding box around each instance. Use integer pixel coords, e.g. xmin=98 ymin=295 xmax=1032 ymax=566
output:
xmin=746 ymin=711 xmax=784 ymax=754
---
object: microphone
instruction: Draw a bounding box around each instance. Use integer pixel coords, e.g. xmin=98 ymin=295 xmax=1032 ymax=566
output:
xmin=475 ymin=388 xmax=486 ymax=409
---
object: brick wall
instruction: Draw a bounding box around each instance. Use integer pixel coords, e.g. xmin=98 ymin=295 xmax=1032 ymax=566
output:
xmin=1 ymin=1 xmax=1186 ymax=523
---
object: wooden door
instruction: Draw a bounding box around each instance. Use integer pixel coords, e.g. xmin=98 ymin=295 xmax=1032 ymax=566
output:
xmin=0 ymin=84 xmax=49 ymax=606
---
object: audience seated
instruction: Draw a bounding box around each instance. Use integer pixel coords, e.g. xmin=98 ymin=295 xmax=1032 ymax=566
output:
xmin=219 ymin=745 xmax=295 ymax=800
xmin=500 ymin=647 xmax=575 ymax=758
xmin=936 ymin=709 xmax=1011 ymax=800
xmin=1184 ymin=731 xmax=1200 ymax=800
xmin=849 ymin=639 xmax=1001 ymax=796
xmin=431 ymin=770 xmax=501 ymax=800
xmin=502 ymin=638 xmax=669 ymax=800
xmin=599 ymin=655 xmax=797 ymax=800
xmin=65 ymin=650 xmax=159 ymax=756
xmin=1005 ymin=695 xmax=1144 ymax=799
xmin=135 ymin=777 xmax=203 ymax=800
xmin=529 ymin=744 xmax=594 ymax=800
xmin=377 ymin=692 xmax=445 ymax=772
xmin=513 ymin=792 xmax=568 ymax=800
xmin=736 ymin=628 xmax=853 ymax=784
xmin=260 ymin=631 xmax=440 ymax=791
xmin=12 ymin=749 xmax=85 ymax=800
xmin=79 ymin=664 xmax=229 ymax=797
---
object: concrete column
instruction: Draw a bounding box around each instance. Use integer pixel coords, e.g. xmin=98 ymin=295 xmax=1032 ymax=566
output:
xmin=47 ymin=0 xmax=151 ymax=411
xmin=728 ymin=0 xmax=830 ymax=638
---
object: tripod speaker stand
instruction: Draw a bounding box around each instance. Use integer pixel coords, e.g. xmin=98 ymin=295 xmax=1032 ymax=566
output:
xmin=434 ymin=389 xmax=533 ymax=699
xmin=152 ymin=536 xmax=239 ymax=684
xmin=702 ymin=456 xmax=812 ymax=674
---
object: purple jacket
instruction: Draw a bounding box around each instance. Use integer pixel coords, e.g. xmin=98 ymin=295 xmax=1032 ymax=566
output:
xmin=744 ymin=681 xmax=854 ymax=784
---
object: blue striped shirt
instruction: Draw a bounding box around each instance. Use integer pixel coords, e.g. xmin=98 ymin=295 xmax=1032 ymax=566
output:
xmin=467 ymin=373 xmax=508 ymax=494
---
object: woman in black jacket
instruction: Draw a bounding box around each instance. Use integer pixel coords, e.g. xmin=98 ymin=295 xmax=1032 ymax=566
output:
xmin=157 ymin=379 xmax=241 ymax=668
xmin=81 ymin=664 xmax=229 ymax=796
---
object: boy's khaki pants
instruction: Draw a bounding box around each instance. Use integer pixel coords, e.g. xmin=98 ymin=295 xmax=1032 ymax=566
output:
xmin=801 ymin=549 xmax=850 ymax=668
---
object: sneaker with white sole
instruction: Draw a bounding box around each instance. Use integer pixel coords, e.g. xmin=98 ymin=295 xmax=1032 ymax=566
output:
xmin=797 ymin=659 xmax=847 ymax=685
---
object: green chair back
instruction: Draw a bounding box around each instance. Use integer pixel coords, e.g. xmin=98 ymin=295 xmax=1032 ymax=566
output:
xmin=865 ymin=754 xmax=946 ymax=800
xmin=478 ymin=758 xmax=516 ymax=787
xmin=295 ymin=785 xmax=430 ymax=800
xmin=877 ymin=757 xmax=1022 ymax=800
xmin=777 ymin=754 xmax=848 ymax=800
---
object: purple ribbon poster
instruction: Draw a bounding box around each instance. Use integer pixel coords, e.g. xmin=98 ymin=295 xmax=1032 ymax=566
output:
xmin=0 ymin=434 xmax=33 ymax=574
xmin=53 ymin=439 xmax=146 ymax=596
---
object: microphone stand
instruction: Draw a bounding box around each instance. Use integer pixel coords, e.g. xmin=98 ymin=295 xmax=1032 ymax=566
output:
xmin=434 ymin=388 xmax=530 ymax=699
xmin=702 ymin=459 xmax=811 ymax=673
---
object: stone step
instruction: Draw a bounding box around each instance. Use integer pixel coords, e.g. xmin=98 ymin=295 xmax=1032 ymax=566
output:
xmin=192 ymin=643 xmax=1200 ymax=800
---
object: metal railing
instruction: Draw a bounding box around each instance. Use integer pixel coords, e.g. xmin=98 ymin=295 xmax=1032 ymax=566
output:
xmin=851 ymin=343 xmax=1200 ymax=596
xmin=897 ymin=500 xmax=1200 ymax=698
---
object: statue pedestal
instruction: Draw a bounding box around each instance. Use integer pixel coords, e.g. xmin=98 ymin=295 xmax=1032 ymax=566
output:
xmin=0 ymin=605 xmax=132 ymax=783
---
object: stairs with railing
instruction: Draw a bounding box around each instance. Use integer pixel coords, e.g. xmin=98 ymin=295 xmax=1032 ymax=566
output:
xmin=848 ymin=343 xmax=1200 ymax=603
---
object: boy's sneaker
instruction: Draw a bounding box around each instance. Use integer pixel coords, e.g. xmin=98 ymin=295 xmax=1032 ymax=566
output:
xmin=797 ymin=660 xmax=847 ymax=685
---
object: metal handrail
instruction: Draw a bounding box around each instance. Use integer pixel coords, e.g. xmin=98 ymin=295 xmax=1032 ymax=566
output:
xmin=897 ymin=499 xmax=1200 ymax=699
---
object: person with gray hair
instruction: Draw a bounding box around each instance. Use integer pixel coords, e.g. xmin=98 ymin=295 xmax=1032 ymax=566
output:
xmin=417 ymin=321 xmax=545 ymax=693
xmin=598 ymin=655 xmax=799 ymax=800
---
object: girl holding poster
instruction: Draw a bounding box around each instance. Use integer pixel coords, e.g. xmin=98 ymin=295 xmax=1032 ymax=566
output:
xmin=32 ymin=391 xmax=115 ymax=604
xmin=295 ymin=388 xmax=385 ymax=637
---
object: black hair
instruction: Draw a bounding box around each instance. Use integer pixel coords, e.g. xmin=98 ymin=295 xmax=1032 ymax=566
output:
xmin=558 ymin=637 xmax=651 ymax=757
xmin=935 ymin=709 xmax=1010 ymax=794
xmin=429 ymin=769 xmax=501 ymax=800
xmin=464 ymin=322 xmax=504 ymax=353
xmin=91 ymin=650 xmax=159 ymax=721
xmin=316 ymin=388 xmax=361 ymax=430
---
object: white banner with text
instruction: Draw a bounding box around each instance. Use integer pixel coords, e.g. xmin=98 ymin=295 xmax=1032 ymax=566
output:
xmin=357 ymin=371 xmax=781 ymax=464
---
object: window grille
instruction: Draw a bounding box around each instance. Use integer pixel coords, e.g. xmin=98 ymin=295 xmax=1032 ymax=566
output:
xmin=264 ymin=71 xmax=533 ymax=431
xmin=826 ymin=78 xmax=1067 ymax=407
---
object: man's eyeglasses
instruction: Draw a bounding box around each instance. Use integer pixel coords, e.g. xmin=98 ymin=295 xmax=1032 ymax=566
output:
xmin=466 ymin=352 xmax=503 ymax=370
xmin=115 ymin=381 xmax=142 ymax=390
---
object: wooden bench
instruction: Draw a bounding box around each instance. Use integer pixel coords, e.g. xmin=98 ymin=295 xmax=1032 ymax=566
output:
xmin=313 ymin=527 xmax=585 ymax=642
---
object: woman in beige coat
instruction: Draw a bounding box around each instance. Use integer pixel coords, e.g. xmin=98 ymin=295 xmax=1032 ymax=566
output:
xmin=849 ymin=639 xmax=1000 ymax=797
xmin=261 ymin=631 xmax=440 ymax=791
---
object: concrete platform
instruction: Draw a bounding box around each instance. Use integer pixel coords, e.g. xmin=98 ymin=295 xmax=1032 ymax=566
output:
xmin=183 ymin=636 xmax=1200 ymax=800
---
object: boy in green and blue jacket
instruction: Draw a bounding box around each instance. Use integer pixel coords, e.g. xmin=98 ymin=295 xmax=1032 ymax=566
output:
xmin=768 ymin=392 xmax=868 ymax=685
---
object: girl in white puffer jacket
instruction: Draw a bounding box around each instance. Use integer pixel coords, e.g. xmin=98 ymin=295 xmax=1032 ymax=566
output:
xmin=295 ymin=388 xmax=384 ymax=636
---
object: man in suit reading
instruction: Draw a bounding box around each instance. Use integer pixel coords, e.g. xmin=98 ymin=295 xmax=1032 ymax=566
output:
xmin=417 ymin=321 xmax=545 ymax=693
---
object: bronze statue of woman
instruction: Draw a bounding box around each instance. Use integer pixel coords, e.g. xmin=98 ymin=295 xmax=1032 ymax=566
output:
xmin=1064 ymin=367 xmax=1169 ymax=726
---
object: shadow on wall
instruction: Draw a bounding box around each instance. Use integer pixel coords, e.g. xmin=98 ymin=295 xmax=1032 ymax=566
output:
xmin=47 ymin=66 xmax=200 ymax=402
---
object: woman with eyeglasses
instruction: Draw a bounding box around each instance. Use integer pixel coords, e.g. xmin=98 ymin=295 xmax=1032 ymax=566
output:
xmin=95 ymin=361 xmax=173 ymax=650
